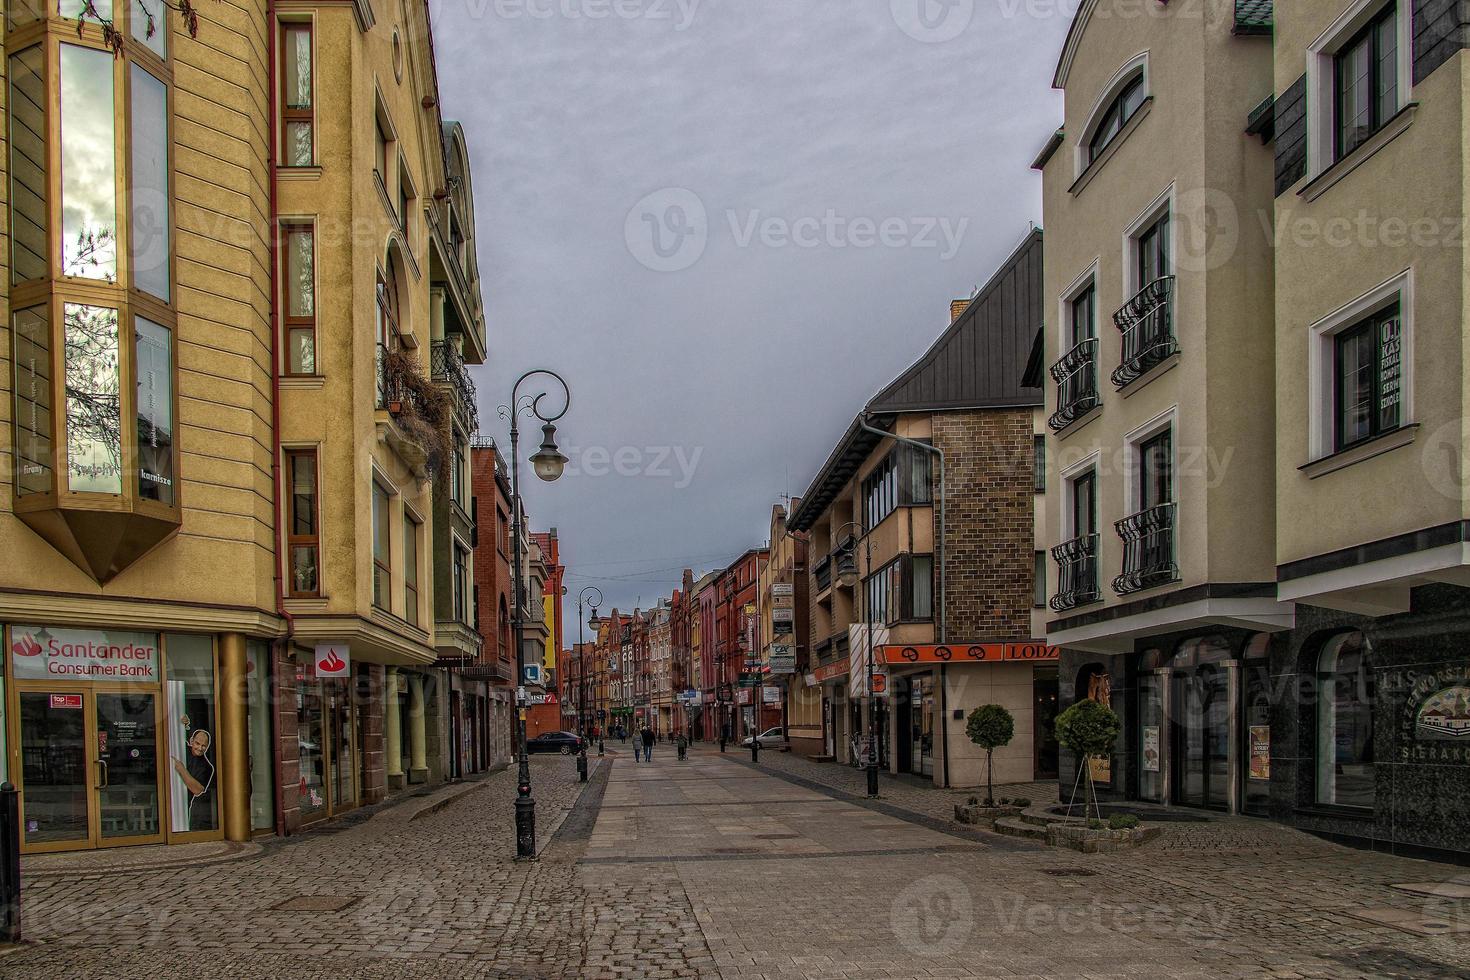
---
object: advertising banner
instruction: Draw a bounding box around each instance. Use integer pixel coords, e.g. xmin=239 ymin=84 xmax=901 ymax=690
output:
xmin=1249 ymin=725 xmax=1271 ymax=779
xmin=10 ymin=625 xmax=159 ymax=681
xmin=880 ymin=643 xmax=1060 ymax=665
xmin=761 ymin=686 xmax=781 ymax=704
xmin=1142 ymin=726 xmax=1160 ymax=773
xmin=848 ymin=624 xmax=890 ymax=697
xmin=769 ymin=644 xmax=796 ymax=674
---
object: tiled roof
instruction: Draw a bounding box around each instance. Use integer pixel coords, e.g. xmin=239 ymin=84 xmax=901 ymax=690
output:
xmin=1236 ymin=0 xmax=1272 ymax=31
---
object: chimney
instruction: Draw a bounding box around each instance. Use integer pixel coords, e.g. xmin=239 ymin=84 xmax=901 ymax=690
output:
xmin=951 ymin=299 xmax=970 ymax=324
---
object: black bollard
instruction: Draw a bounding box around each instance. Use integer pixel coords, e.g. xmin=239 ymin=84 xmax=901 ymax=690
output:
xmin=577 ymin=746 xmax=588 ymax=783
xmin=0 ymin=782 xmax=19 ymax=943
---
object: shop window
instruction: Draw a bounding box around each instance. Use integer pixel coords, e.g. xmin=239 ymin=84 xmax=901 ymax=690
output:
xmin=282 ymin=225 xmax=316 ymax=375
xmin=165 ymin=634 xmax=218 ymax=835
xmin=286 ymin=449 xmax=320 ymax=596
xmin=245 ymin=640 xmax=275 ymax=833
xmin=280 ymin=21 xmax=314 ymax=167
xmin=1316 ymin=631 xmax=1375 ymax=808
xmin=296 ymin=663 xmax=327 ymax=819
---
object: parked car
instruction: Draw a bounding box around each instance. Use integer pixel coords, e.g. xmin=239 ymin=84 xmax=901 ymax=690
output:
xmin=526 ymin=731 xmax=584 ymax=755
xmin=740 ymin=727 xmax=788 ymax=748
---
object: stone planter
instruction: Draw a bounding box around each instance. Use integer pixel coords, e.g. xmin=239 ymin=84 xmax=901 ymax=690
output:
xmin=1045 ymin=823 xmax=1162 ymax=853
xmin=953 ymin=803 xmax=1022 ymax=826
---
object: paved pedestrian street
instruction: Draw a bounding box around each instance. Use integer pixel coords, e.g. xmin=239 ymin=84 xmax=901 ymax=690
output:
xmin=3 ymin=750 xmax=1469 ymax=979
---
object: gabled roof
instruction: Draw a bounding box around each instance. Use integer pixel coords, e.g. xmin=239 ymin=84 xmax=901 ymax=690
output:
xmin=789 ymin=229 xmax=1045 ymax=532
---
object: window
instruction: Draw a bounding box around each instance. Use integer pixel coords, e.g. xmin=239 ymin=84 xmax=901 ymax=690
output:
xmin=165 ymin=634 xmax=218 ymax=834
xmin=372 ymin=480 xmax=391 ymax=610
xmin=282 ymin=21 xmax=317 ymax=166
xmin=64 ymin=303 xmax=123 ymax=494
xmin=135 ymin=317 xmax=174 ymax=503
xmin=376 ymin=266 xmax=399 ymax=349
xmin=1138 ymin=428 xmax=1172 ymax=510
xmin=1069 ymin=282 xmax=1096 ymax=347
xmin=1085 ymin=73 xmax=1145 ymax=165
xmin=1034 ymin=551 xmax=1046 ymax=607
xmin=286 ymin=449 xmax=320 ymax=596
xmin=1033 ymin=435 xmax=1046 ymax=493
xmin=374 ymin=115 xmax=389 ymax=188
xmin=1136 ymin=213 xmax=1170 ymax=290
xmin=1333 ymin=304 xmax=1401 ymax=450
xmin=863 ymin=445 xmax=931 ymax=528
xmin=283 ymin=225 xmax=316 ymax=374
xmin=60 ymin=43 xmax=118 ymax=279
xmin=454 ymin=543 xmax=470 ymax=624
xmin=398 ymin=159 xmax=414 ymax=230
xmin=1334 ymin=4 xmax=1398 ymax=160
xmin=907 ymin=445 xmax=933 ymax=505
xmin=404 ymin=514 xmax=420 ymax=627
xmin=863 ymin=453 xmax=899 ymax=530
xmin=8 ymin=47 xmax=47 ymax=284
xmin=909 ymin=555 xmax=933 ymax=621
xmin=1316 ymin=631 xmax=1375 ymax=808
xmin=1070 ymin=470 xmax=1097 ymax=541
xmin=130 ymin=64 xmax=169 ymax=301
xmin=451 ymin=437 xmax=468 ymax=508
xmin=12 ymin=306 xmax=52 ymax=496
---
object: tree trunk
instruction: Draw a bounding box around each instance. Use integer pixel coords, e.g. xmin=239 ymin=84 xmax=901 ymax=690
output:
xmin=986 ymin=748 xmax=994 ymax=804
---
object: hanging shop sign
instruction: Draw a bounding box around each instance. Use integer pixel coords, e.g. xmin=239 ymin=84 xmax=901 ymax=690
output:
xmin=771 ymin=604 xmax=794 ymax=627
xmin=812 ymin=660 xmax=848 ymax=683
xmin=761 ymin=686 xmax=781 ymax=704
xmin=880 ymin=643 xmax=1060 ymax=665
xmin=769 ymin=644 xmax=796 ymax=674
xmin=772 ymin=583 xmax=794 ymax=598
xmin=738 ymin=672 xmax=763 ymax=688
xmin=314 ymin=643 xmax=351 ymax=680
xmin=10 ymin=625 xmax=159 ymax=682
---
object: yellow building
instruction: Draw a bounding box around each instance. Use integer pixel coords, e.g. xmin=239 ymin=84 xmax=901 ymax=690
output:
xmin=1 ymin=0 xmax=490 ymax=851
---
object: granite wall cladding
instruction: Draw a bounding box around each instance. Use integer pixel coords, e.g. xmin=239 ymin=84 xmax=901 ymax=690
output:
xmin=1273 ymin=74 xmax=1307 ymax=197
xmin=1414 ymin=0 xmax=1470 ymax=84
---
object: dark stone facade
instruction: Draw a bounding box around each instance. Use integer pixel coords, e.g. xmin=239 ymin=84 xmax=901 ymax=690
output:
xmin=1057 ymin=584 xmax=1470 ymax=858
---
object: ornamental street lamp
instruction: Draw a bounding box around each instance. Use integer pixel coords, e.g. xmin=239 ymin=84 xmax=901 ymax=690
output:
xmin=834 ymin=521 xmax=879 ymax=799
xmin=499 ymin=369 xmax=570 ymax=860
xmin=579 ymin=586 xmax=604 ymax=748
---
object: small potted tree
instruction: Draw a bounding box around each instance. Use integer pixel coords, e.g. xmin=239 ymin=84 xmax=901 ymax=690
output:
xmin=952 ymin=705 xmax=1020 ymax=827
xmin=1053 ymin=697 xmax=1119 ymax=823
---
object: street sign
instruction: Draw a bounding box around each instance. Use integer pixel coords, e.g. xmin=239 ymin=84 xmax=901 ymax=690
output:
xmin=516 ymin=686 xmax=528 ymax=705
xmin=772 ymin=583 xmax=794 ymax=598
xmin=522 ymin=663 xmax=543 ymax=686
xmin=738 ymin=672 xmax=762 ymax=688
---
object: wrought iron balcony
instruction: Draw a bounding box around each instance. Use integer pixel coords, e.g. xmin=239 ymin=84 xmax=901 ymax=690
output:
xmin=1111 ymin=502 xmax=1179 ymax=595
xmin=1049 ymin=532 xmax=1099 ymax=611
xmin=1048 ymin=338 xmax=1100 ymax=431
xmin=1111 ymin=276 xmax=1177 ymax=388
xmin=430 ymin=340 xmax=479 ymax=435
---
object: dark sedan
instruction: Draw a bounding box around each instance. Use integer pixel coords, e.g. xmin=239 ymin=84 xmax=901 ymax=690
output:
xmin=526 ymin=731 xmax=584 ymax=755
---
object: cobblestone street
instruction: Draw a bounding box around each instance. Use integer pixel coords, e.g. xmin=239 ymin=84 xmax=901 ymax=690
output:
xmin=3 ymin=750 xmax=1468 ymax=978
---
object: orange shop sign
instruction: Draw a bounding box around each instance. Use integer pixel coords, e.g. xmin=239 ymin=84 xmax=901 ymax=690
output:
xmin=811 ymin=660 xmax=849 ymax=683
xmin=881 ymin=643 xmax=1060 ymax=665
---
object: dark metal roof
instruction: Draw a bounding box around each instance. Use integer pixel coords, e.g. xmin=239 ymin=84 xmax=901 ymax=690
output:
xmin=1235 ymin=0 xmax=1272 ymax=33
xmin=789 ymin=229 xmax=1045 ymax=532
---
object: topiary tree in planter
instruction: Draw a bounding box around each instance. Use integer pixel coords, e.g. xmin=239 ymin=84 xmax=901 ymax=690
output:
xmin=1053 ymin=698 xmax=1120 ymax=822
xmin=965 ymin=704 xmax=1014 ymax=806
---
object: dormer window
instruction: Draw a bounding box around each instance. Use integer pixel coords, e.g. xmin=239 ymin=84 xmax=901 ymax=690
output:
xmin=1086 ymin=73 xmax=1145 ymax=165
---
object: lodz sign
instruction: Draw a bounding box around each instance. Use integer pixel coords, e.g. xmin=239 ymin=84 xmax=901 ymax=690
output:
xmin=314 ymin=644 xmax=351 ymax=679
xmin=880 ymin=643 xmax=1060 ymax=665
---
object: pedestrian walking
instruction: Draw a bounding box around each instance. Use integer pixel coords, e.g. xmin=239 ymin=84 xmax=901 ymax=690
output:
xmin=641 ymin=725 xmax=655 ymax=761
xmin=631 ymin=733 xmax=643 ymax=763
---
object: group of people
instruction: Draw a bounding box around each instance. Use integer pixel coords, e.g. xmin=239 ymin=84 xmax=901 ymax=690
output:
xmin=629 ymin=725 xmax=657 ymax=762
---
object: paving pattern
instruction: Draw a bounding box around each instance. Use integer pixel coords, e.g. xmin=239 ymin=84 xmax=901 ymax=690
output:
xmin=3 ymin=748 xmax=1468 ymax=979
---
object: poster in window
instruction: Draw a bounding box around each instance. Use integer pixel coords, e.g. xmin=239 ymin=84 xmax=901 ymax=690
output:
xmin=1249 ymin=725 xmax=1271 ymax=780
xmin=1141 ymin=725 xmax=1160 ymax=773
xmin=166 ymin=634 xmax=218 ymax=833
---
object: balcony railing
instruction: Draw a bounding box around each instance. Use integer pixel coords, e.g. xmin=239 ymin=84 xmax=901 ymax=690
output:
xmin=1048 ymin=338 xmax=1099 ymax=431
xmin=430 ymin=340 xmax=479 ymax=435
xmin=1111 ymin=276 xmax=1177 ymax=388
xmin=1111 ymin=502 xmax=1179 ymax=595
xmin=1049 ymin=532 xmax=1099 ymax=611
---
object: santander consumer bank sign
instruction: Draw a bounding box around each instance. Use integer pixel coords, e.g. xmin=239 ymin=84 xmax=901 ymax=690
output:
xmin=10 ymin=625 xmax=160 ymax=681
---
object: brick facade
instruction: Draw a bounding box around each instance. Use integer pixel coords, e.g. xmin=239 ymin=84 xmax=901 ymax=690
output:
xmin=932 ymin=408 xmax=1037 ymax=641
xmin=359 ymin=665 xmax=387 ymax=804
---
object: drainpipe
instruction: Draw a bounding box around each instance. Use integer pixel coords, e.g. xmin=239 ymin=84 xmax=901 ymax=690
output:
xmin=265 ymin=0 xmax=296 ymax=838
xmin=857 ymin=415 xmax=949 ymax=786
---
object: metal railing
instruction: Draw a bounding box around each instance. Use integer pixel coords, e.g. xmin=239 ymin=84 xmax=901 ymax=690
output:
xmin=1049 ymin=532 xmax=1100 ymax=611
xmin=376 ymin=343 xmax=425 ymax=416
xmin=430 ymin=340 xmax=479 ymax=435
xmin=1112 ymin=501 xmax=1179 ymax=595
xmin=1048 ymin=338 xmax=1099 ymax=431
xmin=1112 ymin=276 xmax=1177 ymax=388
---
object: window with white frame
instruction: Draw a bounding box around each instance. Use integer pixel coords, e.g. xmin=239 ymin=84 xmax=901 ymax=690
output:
xmin=1308 ymin=271 xmax=1412 ymax=460
xmin=1077 ymin=54 xmax=1149 ymax=173
xmin=1306 ymin=0 xmax=1410 ymax=176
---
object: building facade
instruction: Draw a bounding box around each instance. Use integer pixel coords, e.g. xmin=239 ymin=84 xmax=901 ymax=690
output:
xmin=789 ymin=231 xmax=1055 ymax=788
xmin=762 ymin=504 xmax=811 ymax=752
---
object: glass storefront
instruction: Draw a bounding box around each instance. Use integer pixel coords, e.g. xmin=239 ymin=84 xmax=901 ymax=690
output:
xmin=293 ymin=653 xmax=358 ymax=823
xmin=246 ymin=640 xmax=275 ymax=832
xmin=165 ymin=634 xmax=217 ymax=835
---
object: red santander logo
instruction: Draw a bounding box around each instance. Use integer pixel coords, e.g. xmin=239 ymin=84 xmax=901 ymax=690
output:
xmin=314 ymin=644 xmax=350 ymax=678
xmin=12 ymin=634 xmax=42 ymax=658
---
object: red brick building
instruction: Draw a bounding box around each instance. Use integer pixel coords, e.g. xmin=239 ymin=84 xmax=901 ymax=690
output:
xmin=469 ymin=439 xmax=517 ymax=765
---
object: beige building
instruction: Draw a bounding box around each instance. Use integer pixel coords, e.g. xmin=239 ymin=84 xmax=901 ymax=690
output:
xmin=0 ymin=0 xmax=493 ymax=852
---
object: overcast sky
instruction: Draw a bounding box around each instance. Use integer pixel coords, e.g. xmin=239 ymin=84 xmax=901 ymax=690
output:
xmin=431 ymin=0 xmax=1071 ymax=639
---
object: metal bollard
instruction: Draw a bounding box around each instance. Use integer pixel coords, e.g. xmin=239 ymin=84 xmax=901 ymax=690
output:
xmin=576 ymin=747 xmax=588 ymax=783
xmin=0 ymin=782 xmax=20 ymax=944
xmin=597 ymin=737 xmax=605 ymax=757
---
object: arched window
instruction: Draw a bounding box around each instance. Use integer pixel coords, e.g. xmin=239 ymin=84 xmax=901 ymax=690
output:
xmin=1085 ymin=72 xmax=1146 ymax=165
xmin=376 ymin=259 xmax=401 ymax=351
xmin=1316 ymin=631 xmax=1375 ymax=808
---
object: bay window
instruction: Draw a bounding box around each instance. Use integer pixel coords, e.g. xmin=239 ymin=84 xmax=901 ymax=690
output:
xmin=405 ymin=515 xmax=421 ymax=627
xmin=6 ymin=5 xmax=181 ymax=582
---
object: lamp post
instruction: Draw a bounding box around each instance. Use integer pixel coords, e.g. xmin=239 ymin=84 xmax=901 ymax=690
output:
xmin=578 ymin=586 xmax=603 ymax=738
xmin=834 ymin=520 xmax=879 ymax=799
xmin=500 ymin=369 xmax=570 ymax=860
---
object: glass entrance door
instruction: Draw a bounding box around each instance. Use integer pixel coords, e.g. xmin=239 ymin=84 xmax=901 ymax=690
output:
xmin=1173 ymin=667 xmax=1230 ymax=810
xmin=328 ymin=683 xmax=356 ymax=811
xmin=96 ymin=692 xmax=162 ymax=842
xmin=17 ymin=689 xmax=163 ymax=850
